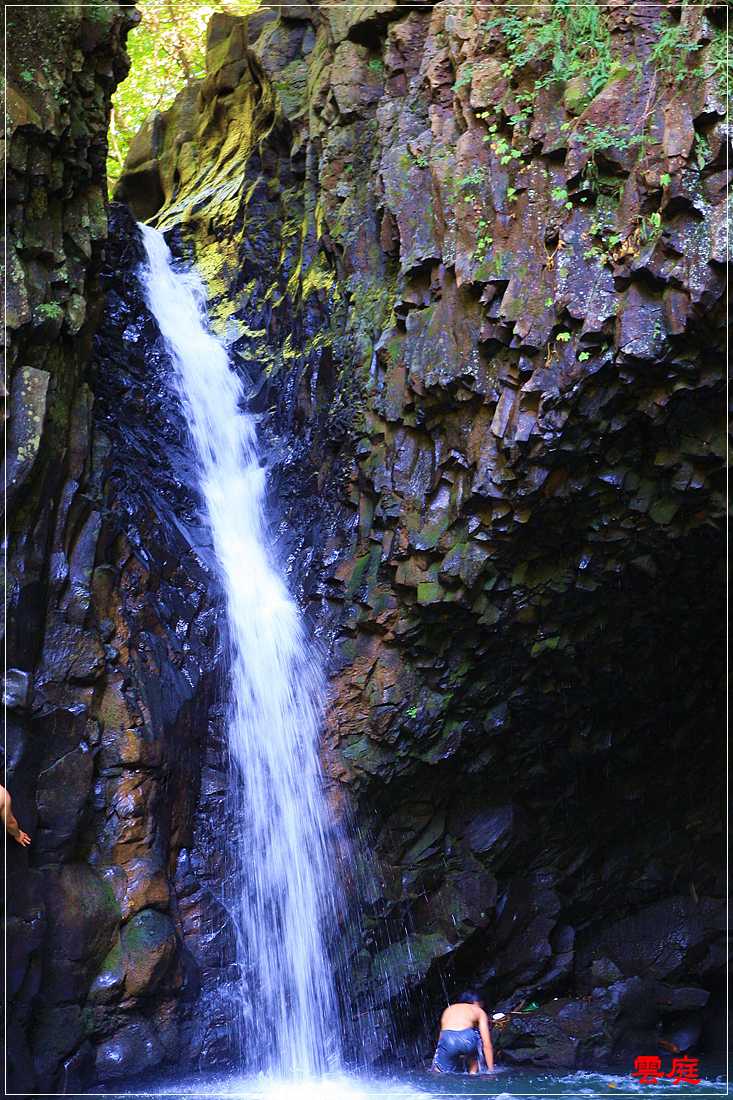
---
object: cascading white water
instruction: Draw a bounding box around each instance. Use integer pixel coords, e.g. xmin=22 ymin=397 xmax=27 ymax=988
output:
xmin=139 ymin=225 xmax=340 ymax=1078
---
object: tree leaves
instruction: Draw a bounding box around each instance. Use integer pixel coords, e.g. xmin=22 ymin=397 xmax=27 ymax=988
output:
xmin=108 ymin=0 xmax=255 ymax=194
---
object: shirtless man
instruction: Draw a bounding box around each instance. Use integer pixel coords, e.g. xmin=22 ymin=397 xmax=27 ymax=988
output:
xmin=0 ymin=785 xmax=30 ymax=846
xmin=432 ymin=990 xmax=494 ymax=1074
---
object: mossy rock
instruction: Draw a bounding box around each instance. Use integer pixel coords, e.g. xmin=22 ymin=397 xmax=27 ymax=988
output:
xmin=121 ymin=910 xmax=177 ymax=998
xmin=563 ymin=75 xmax=593 ymax=116
xmin=371 ymin=932 xmax=453 ymax=992
xmin=88 ymin=936 xmax=125 ymax=1004
xmin=43 ymin=863 xmax=120 ymax=1002
xmin=31 ymin=1004 xmax=85 ymax=1084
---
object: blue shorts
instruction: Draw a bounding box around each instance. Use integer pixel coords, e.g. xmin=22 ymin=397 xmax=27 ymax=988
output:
xmin=432 ymin=1028 xmax=481 ymax=1073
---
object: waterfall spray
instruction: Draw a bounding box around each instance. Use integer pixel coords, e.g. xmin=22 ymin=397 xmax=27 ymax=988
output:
xmin=139 ymin=224 xmax=340 ymax=1077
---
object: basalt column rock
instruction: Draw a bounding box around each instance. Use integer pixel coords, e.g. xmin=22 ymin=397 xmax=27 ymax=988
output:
xmin=2 ymin=9 xmax=233 ymax=1091
xmin=113 ymin=0 xmax=727 ymax=1071
xmin=3 ymin=6 xmax=134 ymax=1089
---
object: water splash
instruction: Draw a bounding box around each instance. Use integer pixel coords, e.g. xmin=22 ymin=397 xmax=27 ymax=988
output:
xmin=139 ymin=225 xmax=340 ymax=1077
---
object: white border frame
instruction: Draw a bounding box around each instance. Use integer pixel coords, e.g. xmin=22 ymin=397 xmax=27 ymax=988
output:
xmin=3 ymin=1 xmax=729 ymax=1096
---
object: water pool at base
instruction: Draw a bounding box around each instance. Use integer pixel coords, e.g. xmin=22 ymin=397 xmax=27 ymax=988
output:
xmin=67 ymin=1060 xmax=727 ymax=1100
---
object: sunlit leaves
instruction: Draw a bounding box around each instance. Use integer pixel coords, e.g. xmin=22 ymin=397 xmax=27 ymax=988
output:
xmin=108 ymin=0 xmax=257 ymax=193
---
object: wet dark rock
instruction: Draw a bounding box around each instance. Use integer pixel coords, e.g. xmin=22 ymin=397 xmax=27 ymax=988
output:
xmin=31 ymin=1004 xmax=87 ymax=1088
xmin=593 ymin=978 xmax=659 ymax=1055
xmin=590 ymin=958 xmax=623 ymax=988
xmin=121 ymin=910 xmax=180 ymax=998
xmin=578 ymin=896 xmax=726 ymax=986
xmin=35 ymin=741 xmax=94 ymax=859
xmin=660 ymin=1013 xmax=704 ymax=1054
xmin=94 ymin=1015 xmax=166 ymax=1080
xmin=42 ymin=863 xmax=119 ymax=1004
xmin=658 ymin=986 xmax=710 ymax=1013
xmin=3 ymin=9 xmax=226 ymax=1076
xmin=464 ymin=806 xmax=516 ymax=856
xmin=500 ymin=999 xmax=608 ymax=1067
xmin=2 ymin=668 xmax=31 ymax=710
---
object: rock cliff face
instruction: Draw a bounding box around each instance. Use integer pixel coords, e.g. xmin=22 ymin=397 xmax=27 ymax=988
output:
xmin=113 ymin=0 xmax=727 ymax=1069
xmin=3 ymin=6 xmax=234 ymax=1090
xmin=4 ymin=0 xmax=727 ymax=1088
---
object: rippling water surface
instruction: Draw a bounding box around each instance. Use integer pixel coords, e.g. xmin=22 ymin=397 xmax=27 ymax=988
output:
xmin=75 ymin=1060 xmax=727 ymax=1100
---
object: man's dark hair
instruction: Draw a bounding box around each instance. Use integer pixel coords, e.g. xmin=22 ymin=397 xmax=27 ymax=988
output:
xmin=459 ymin=989 xmax=483 ymax=1005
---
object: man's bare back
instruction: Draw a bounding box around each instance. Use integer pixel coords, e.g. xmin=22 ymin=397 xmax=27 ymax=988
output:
xmin=433 ymin=995 xmax=494 ymax=1073
xmin=440 ymin=1002 xmax=486 ymax=1033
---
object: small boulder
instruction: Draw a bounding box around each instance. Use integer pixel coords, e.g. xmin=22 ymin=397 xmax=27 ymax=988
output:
xmin=465 ymin=805 xmax=515 ymax=855
xmin=591 ymin=956 xmax=623 ymax=988
xmin=94 ymin=1015 xmax=164 ymax=1081
xmin=88 ymin=936 xmax=126 ymax=1004
xmin=122 ymin=910 xmax=178 ymax=998
xmin=2 ymin=668 xmax=30 ymax=709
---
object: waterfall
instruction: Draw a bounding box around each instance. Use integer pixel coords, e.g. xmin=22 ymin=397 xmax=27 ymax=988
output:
xmin=138 ymin=225 xmax=340 ymax=1078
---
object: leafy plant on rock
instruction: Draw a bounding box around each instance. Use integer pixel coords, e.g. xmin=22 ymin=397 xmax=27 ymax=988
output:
xmin=480 ymin=1 xmax=615 ymax=103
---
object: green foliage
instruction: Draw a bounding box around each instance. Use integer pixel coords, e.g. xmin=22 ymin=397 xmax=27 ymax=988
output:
xmin=571 ymin=121 xmax=645 ymax=195
xmin=637 ymin=210 xmax=662 ymax=242
xmin=482 ymin=1 xmax=615 ymax=100
xmin=36 ymin=303 xmax=63 ymax=319
xmin=472 ymin=206 xmax=494 ymax=263
xmin=452 ymin=64 xmax=474 ymax=92
xmin=459 ymin=166 xmax=489 ymax=190
xmin=586 ymin=208 xmax=664 ymax=266
xmin=648 ymin=4 xmax=704 ymax=85
xmin=706 ymin=28 xmax=733 ymax=87
xmin=576 ymin=122 xmax=645 ymax=157
xmin=694 ymin=131 xmax=711 ymax=170
xmin=108 ymin=0 xmax=257 ymax=194
xmin=551 ymin=186 xmax=573 ymax=210
xmin=473 ymin=0 xmax=727 ymax=197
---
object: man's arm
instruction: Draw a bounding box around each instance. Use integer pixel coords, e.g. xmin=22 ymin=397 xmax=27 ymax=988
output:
xmin=477 ymin=1009 xmax=494 ymax=1071
xmin=1 ymin=787 xmax=30 ymax=847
